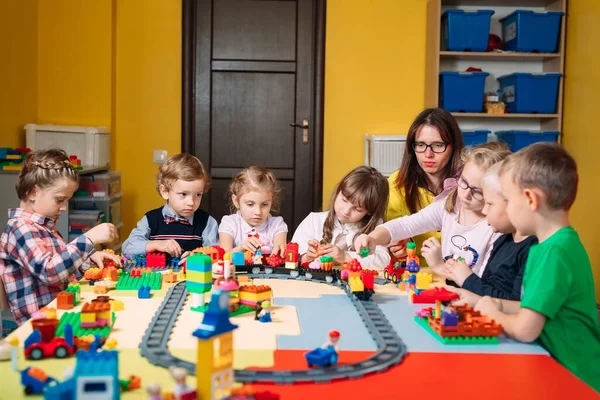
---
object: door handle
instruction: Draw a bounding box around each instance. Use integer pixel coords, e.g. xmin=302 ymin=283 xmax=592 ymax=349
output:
xmin=290 ymin=119 xmax=309 ymax=144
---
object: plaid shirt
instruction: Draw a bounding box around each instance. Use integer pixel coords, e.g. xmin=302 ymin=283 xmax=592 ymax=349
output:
xmin=0 ymin=208 xmax=93 ymax=325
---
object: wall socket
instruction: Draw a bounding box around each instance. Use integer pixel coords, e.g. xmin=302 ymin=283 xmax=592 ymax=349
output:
xmin=153 ymin=150 xmax=168 ymax=164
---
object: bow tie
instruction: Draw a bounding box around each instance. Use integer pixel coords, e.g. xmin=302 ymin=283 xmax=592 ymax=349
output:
xmin=164 ymin=216 xmax=191 ymax=225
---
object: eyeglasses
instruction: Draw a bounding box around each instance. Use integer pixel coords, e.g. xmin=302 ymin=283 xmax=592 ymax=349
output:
xmin=413 ymin=141 xmax=449 ymax=154
xmin=457 ymin=176 xmax=484 ymax=201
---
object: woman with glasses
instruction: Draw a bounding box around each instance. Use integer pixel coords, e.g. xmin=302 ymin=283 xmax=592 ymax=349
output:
xmin=386 ymin=108 xmax=464 ymax=261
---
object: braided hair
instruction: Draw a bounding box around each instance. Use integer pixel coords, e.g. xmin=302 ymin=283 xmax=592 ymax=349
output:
xmin=16 ymin=149 xmax=79 ymax=200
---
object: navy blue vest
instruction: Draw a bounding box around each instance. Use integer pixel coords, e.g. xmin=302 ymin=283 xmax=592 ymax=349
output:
xmin=146 ymin=207 xmax=209 ymax=252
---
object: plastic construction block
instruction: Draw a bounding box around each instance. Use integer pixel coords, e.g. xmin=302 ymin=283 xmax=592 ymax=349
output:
xmin=55 ymin=311 xmax=115 ymax=338
xmin=115 ymin=271 xmax=162 ymax=291
xmin=414 ymin=315 xmax=499 ymax=345
xmin=65 ymin=284 xmax=81 ymax=305
xmin=232 ymin=251 xmax=246 ymax=266
xmin=190 ymin=303 xmax=255 ymax=317
xmin=410 ymin=287 xmax=459 ymax=304
xmin=57 ymin=291 xmax=74 ymax=310
xmin=146 ymin=252 xmax=167 ymax=268
xmin=138 ymin=286 xmax=151 ymax=299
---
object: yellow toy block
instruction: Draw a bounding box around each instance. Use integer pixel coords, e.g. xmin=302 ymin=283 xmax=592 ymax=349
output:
xmin=285 ymin=261 xmax=298 ymax=270
xmin=109 ymin=299 xmax=125 ymax=311
xmin=415 ymin=272 xmax=433 ymax=290
xmin=177 ymin=269 xmax=186 ymax=280
xmin=349 ymin=277 xmax=364 ymax=292
xmin=98 ymin=309 xmax=111 ymax=321
xmin=81 ymin=312 xmax=96 ymax=325
xmin=398 ymin=282 xmax=406 ymax=291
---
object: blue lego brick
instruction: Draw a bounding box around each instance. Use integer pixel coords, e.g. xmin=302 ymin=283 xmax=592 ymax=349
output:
xmin=138 ymin=286 xmax=151 ymax=299
xmin=74 ymin=350 xmax=119 ymax=400
xmin=185 ymin=281 xmax=212 ymax=294
xmin=232 ymin=251 xmax=245 ymax=266
xmin=192 ymin=290 xmax=238 ymax=340
xmin=186 ymin=253 xmax=212 ymax=273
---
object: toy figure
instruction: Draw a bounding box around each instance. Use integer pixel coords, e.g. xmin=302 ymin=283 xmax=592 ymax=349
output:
xmin=256 ymin=301 xmax=272 ymax=323
xmin=322 ymin=329 xmax=340 ymax=353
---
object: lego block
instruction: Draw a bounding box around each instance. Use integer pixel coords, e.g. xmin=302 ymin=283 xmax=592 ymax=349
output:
xmin=410 ymin=287 xmax=459 ymax=304
xmin=57 ymin=291 xmax=74 ymax=310
xmin=238 ymin=285 xmax=272 ymax=306
xmin=102 ymin=266 xmax=119 ymax=281
xmin=94 ymin=284 xmax=109 ymax=294
xmin=415 ymin=271 xmax=433 ymax=290
xmin=163 ymin=272 xmax=178 ymax=283
xmin=138 ymin=286 xmax=151 ymax=299
xmin=116 ymin=271 xmax=162 ymax=290
xmin=186 ymin=253 xmax=213 ymax=272
xmin=232 ymin=251 xmax=246 ymax=266
xmin=414 ymin=315 xmax=499 ymax=345
xmin=146 ymin=252 xmax=167 ymax=268
xmin=285 ymin=261 xmax=298 ymax=270
xmin=349 ymin=277 xmax=364 ymax=292
xmin=109 ymin=300 xmax=125 ymax=311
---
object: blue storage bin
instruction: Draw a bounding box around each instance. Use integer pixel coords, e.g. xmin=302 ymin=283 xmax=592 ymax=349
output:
xmin=500 ymin=10 xmax=564 ymax=53
xmin=462 ymin=130 xmax=490 ymax=146
xmin=441 ymin=10 xmax=495 ymax=52
xmin=440 ymin=72 xmax=489 ymax=113
xmin=496 ymin=130 xmax=559 ymax=151
xmin=498 ymin=73 xmax=561 ymax=114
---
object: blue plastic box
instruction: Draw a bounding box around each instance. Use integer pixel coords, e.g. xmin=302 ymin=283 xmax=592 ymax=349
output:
xmin=440 ymin=72 xmax=489 ymax=113
xmin=500 ymin=10 xmax=564 ymax=53
xmin=496 ymin=130 xmax=559 ymax=151
xmin=441 ymin=10 xmax=495 ymax=52
xmin=498 ymin=73 xmax=561 ymax=114
xmin=462 ymin=130 xmax=490 ymax=146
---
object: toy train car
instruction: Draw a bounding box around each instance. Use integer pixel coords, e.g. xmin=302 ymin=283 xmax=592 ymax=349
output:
xmin=305 ymin=346 xmax=338 ymax=368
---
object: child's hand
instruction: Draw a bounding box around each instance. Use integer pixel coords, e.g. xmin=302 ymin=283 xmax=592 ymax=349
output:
xmin=242 ymin=236 xmax=263 ymax=253
xmin=475 ymin=296 xmax=502 ymax=316
xmin=150 ymin=239 xmax=183 ymax=256
xmin=89 ymin=251 xmax=122 ymax=268
xmin=178 ymin=251 xmax=191 ymax=265
xmin=388 ymin=239 xmax=407 ymax=258
xmin=444 ymin=259 xmax=473 ymax=286
xmin=446 ymin=287 xmax=481 ymax=307
xmin=421 ymin=237 xmax=445 ymax=273
xmin=84 ymin=223 xmax=119 ymax=245
xmin=322 ymin=245 xmax=349 ymax=263
xmin=271 ymin=243 xmax=286 ymax=258
xmin=302 ymin=240 xmax=320 ymax=262
xmin=353 ymin=234 xmax=375 ymax=257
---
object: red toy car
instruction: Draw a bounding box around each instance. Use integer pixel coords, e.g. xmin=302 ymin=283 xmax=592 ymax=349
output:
xmin=383 ymin=259 xmax=406 ymax=283
xmin=24 ymin=323 xmax=76 ymax=360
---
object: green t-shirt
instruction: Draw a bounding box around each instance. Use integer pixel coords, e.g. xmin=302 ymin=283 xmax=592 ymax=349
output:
xmin=521 ymin=226 xmax=600 ymax=392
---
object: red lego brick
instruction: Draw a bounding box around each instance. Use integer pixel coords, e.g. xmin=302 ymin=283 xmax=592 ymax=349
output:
xmin=146 ymin=252 xmax=167 ymax=268
xmin=411 ymin=287 xmax=459 ymax=304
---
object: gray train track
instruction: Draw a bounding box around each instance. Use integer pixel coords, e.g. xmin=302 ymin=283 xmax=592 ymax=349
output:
xmin=140 ymin=274 xmax=407 ymax=383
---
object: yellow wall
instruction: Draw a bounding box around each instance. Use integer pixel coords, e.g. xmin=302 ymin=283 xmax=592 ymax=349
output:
xmin=323 ymin=0 xmax=427 ymax=205
xmin=0 ymin=0 xmax=38 ymax=148
xmin=37 ymin=0 xmax=113 ymax=128
xmin=563 ymin=0 xmax=600 ymax=299
xmin=114 ymin=0 xmax=182 ymax=233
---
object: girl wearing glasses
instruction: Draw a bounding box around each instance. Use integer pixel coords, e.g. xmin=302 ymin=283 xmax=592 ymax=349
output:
xmin=386 ymin=108 xmax=464 ymax=261
xmin=356 ymin=143 xmax=510 ymax=279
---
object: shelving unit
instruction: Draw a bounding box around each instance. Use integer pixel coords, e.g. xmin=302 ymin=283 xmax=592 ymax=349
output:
xmin=425 ymin=0 xmax=567 ymax=136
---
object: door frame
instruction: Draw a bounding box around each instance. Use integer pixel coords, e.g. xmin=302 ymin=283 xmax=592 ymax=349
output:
xmin=181 ymin=0 xmax=327 ymax=212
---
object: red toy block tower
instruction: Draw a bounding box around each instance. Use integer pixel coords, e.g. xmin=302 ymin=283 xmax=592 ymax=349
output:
xmin=285 ymin=242 xmax=299 ymax=269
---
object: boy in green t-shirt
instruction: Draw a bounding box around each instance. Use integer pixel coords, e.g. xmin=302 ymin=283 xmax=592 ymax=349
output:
xmin=475 ymin=143 xmax=600 ymax=393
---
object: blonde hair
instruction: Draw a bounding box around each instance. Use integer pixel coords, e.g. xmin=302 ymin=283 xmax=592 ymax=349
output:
xmin=229 ymin=166 xmax=282 ymax=213
xmin=500 ymin=142 xmax=578 ymax=210
xmin=323 ymin=166 xmax=389 ymax=247
xmin=16 ymin=149 xmax=79 ymax=200
xmin=481 ymin=162 xmax=504 ymax=195
xmin=157 ymin=153 xmax=211 ymax=194
xmin=445 ymin=142 xmax=511 ymax=213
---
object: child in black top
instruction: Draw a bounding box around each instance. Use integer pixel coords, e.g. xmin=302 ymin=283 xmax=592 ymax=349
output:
xmin=443 ymin=162 xmax=537 ymax=302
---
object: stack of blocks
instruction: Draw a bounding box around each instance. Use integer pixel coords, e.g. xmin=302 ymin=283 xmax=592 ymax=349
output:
xmin=0 ymin=147 xmax=30 ymax=171
xmin=80 ymin=302 xmax=111 ymax=328
xmin=238 ymin=285 xmax=272 ymax=307
xmin=186 ymin=253 xmax=213 ymax=295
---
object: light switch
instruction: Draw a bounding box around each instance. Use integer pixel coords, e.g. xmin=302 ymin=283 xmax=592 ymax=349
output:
xmin=153 ymin=150 xmax=168 ymax=164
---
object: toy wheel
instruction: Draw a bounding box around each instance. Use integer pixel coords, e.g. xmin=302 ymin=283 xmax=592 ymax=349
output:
xmin=290 ymin=270 xmax=299 ymax=278
xmin=55 ymin=345 xmax=69 ymax=358
xmin=326 ymin=276 xmax=333 ymax=283
xmin=252 ymin=267 xmax=261 ymax=274
xmin=305 ymin=272 xmax=312 ymax=280
xmin=25 ymin=386 xmax=34 ymax=395
xmin=384 ymin=270 xmax=389 ymax=280
xmin=30 ymin=347 xmax=44 ymax=360
xmin=265 ymin=267 xmax=273 ymax=274
xmin=392 ymin=274 xmax=398 ymax=284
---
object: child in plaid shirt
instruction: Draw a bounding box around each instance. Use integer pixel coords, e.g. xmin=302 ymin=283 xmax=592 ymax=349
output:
xmin=0 ymin=149 xmax=120 ymax=325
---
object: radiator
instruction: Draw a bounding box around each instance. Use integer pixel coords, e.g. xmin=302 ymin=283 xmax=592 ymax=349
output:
xmin=364 ymin=135 xmax=407 ymax=177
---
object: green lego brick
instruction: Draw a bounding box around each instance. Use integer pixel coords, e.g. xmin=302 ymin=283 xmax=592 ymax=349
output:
xmin=414 ymin=315 xmax=499 ymax=345
xmin=115 ymin=272 xmax=162 ymax=290
xmin=66 ymin=284 xmax=81 ymax=305
xmin=55 ymin=311 xmax=115 ymax=338
xmin=190 ymin=303 xmax=255 ymax=317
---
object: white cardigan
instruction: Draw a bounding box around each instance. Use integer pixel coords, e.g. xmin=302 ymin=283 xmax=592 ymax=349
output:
xmin=291 ymin=212 xmax=391 ymax=271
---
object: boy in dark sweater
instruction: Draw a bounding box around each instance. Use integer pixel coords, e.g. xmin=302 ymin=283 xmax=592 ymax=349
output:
xmin=443 ymin=162 xmax=536 ymax=303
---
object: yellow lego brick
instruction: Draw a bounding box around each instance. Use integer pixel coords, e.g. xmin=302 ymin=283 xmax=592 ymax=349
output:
xmin=349 ymin=277 xmax=364 ymax=292
xmin=285 ymin=261 xmax=298 ymax=269
xmin=109 ymin=300 xmax=124 ymax=311
xmin=1 ymin=166 xmax=22 ymax=171
xmin=415 ymin=271 xmax=433 ymax=290
xmin=81 ymin=313 xmax=96 ymax=323
xmin=187 ymin=270 xmax=212 ymax=282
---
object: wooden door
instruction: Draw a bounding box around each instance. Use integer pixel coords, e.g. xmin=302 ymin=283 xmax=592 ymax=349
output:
xmin=182 ymin=0 xmax=325 ymax=234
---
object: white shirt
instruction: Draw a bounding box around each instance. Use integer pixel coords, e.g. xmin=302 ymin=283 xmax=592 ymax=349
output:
xmin=218 ymin=212 xmax=288 ymax=248
xmin=381 ymin=199 xmax=500 ymax=277
xmin=291 ymin=211 xmax=390 ymax=271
